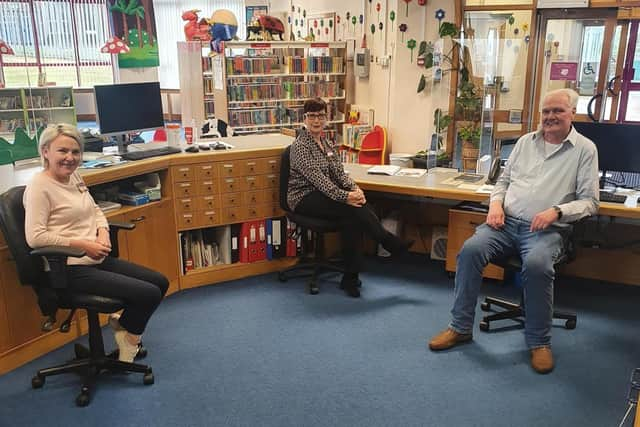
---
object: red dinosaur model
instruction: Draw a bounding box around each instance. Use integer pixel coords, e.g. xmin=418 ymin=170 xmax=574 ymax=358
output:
xmin=182 ymin=10 xmax=211 ymax=41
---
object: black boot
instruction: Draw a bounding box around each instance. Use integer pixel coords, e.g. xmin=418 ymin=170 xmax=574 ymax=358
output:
xmin=340 ymin=273 xmax=361 ymax=298
xmin=382 ymin=232 xmax=414 ymax=255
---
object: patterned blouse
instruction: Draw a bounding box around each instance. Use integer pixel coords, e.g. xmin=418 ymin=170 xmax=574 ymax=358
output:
xmin=287 ymin=127 xmax=357 ymax=211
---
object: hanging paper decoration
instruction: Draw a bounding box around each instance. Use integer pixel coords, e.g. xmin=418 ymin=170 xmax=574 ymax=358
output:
xmin=337 ymin=15 xmax=341 ymax=24
xmin=297 ymin=30 xmax=301 ymax=38
xmin=390 ymin=11 xmax=396 ymax=31
xmin=522 ymin=23 xmax=529 ymax=32
xmin=325 ymin=27 xmax=329 ymax=35
xmin=508 ymin=15 xmax=515 ymax=26
xmin=514 ymin=28 xmax=519 ymax=35
xmin=524 ymin=35 xmax=531 ymax=44
xmin=329 ymin=20 xmax=333 ymax=28
xmin=403 ymin=0 xmax=412 ymax=17
xmin=288 ymin=16 xmax=291 ymax=24
xmin=418 ymin=0 xmax=426 ymax=5
xmin=352 ymin=16 xmax=357 ymax=33
xmin=435 ymin=9 xmax=445 ymax=22
xmin=407 ymin=39 xmax=416 ymax=63
xmin=379 ymin=22 xmax=383 ymax=39
xmin=291 ymin=5 xmax=295 ymax=12
xmin=399 ymin=23 xmax=407 ymax=42
xmin=376 ymin=3 xmax=381 ymax=22
xmin=303 ymin=10 xmax=306 ymax=18
xmin=298 ymin=7 xmax=300 ymax=13
xmin=313 ymin=20 xmax=317 ymax=28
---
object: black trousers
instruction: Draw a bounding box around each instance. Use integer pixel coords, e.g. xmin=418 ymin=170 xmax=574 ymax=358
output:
xmin=295 ymin=191 xmax=389 ymax=274
xmin=67 ymin=257 xmax=169 ymax=335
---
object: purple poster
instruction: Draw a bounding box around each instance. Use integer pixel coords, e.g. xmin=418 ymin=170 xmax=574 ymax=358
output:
xmin=550 ymin=62 xmax=578 ymax=81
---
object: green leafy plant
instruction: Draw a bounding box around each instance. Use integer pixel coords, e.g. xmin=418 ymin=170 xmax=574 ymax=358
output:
xmin=455 ymin=81 xmax=482 ymax=122
xmin=458 ymin=123 xmax=481 ymax=148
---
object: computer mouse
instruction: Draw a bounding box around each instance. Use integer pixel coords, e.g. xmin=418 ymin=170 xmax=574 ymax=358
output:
xmin=213 ymin=142 xmax=227 ymax=150
xmin=185 ymin=146 xmax=199 ymax=153
xmin=198 ymin=143 xmax=211 ymax=150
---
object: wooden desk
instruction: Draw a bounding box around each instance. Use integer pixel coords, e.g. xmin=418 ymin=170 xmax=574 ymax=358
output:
xmin=344 ymin=163 xmax=640 ymax=220
xmin=0 ymin=134 xmax=295 ymax=374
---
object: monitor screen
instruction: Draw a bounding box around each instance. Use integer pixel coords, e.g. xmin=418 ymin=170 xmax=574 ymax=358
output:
xmin=572 ymin=122 xmax=640 ymax=174
xmin=94 ymin=82 xmax=164 ymax=136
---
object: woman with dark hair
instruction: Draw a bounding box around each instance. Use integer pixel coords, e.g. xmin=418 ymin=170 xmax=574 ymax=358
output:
xmin=287 ymin=98 xmax=411 ymax=298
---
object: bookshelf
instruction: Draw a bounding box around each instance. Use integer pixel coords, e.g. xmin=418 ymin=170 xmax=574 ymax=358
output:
xmin=0 ymin=86 xmax=75 ymax=141
xmin=207 ymin=41 xmax=348 ymax=138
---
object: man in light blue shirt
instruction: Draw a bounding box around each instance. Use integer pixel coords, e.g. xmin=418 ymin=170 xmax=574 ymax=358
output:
xmin=429 ymin=88 xmax=599 ymax=374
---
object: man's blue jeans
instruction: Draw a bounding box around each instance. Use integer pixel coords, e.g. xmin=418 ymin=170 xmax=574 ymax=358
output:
xmin=449 ymin=216 xmax=566 ymax=348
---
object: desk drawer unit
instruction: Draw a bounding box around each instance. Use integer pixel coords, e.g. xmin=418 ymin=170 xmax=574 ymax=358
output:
xmin=176 ymin=197 xmax=196 ymax=213
xmin=174 ymin=182 xmax=196 ymax=198
xmin=195 ymin=164 xmax=216 ymax=181
xmin=446 ymin=209 xmax=503 ymax=280
xmin=221 ymin=192 xmax=242 ymax=207
xmin=173 ymin=166 xmax=194 ymax=182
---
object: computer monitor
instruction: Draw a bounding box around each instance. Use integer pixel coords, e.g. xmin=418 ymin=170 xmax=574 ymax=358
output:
xmin=94 ymin=82 xmax=164 ymax=152
xmin=572 ymin=121 xmax=640 ymax=187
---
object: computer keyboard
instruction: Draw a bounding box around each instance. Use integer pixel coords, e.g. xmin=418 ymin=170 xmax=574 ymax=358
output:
xmin=453 ymin=173 xmax=484 ymax=183
xmin=599 ymin=190 xmax=627 ymax=204
xmin=120 ymin=146 xmax=182 ymax=161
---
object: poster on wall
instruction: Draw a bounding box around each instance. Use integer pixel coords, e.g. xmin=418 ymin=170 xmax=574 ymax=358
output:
xmin=246 ymin=5 xmax=268 ymax=39
xmin=109 ymin=0 xmax=159 ymax=68
xmin=305 ymin=12 xmax=336 ymax=42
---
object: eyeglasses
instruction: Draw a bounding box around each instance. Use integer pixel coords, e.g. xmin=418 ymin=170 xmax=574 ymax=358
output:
xmin=304 ymin=113 xmax=327 ymax=120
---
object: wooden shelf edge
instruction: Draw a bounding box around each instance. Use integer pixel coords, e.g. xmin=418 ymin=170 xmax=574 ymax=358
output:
xmin=180 ymin=257 xmax=297 ymax=289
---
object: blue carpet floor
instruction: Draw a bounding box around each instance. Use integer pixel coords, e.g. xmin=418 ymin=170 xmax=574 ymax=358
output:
xmin=0 ymin=255 xmax=638 ymax=427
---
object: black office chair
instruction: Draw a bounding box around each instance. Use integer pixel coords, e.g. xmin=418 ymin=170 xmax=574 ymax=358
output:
xmin=479 ymin=220 xmax=586 ymax=332
xmin=277 ymin=146 xmax=344 ymax=294
xmin=0 ymin=186 xmax=154 ymax=407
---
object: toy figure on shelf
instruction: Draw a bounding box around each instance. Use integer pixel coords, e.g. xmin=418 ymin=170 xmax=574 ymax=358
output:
xmin=247 ymin=15 xmax=285 ymax=41
xmin=181 ymin=10 xmax=211 ymax=41
xmin=348 ymin=110 xmax=360 ymax=124
xmin=200 ymin=118 xmax=232 ymax=138
xmin=209 ymin=9 xmax=238 ymax=53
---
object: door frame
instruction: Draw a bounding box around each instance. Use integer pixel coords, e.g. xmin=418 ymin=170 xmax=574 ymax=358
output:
xmin=531 ymin=8 xmax=619 ymax=127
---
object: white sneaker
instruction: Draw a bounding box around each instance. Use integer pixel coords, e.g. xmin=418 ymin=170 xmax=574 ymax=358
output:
xmin=114 ymin=330 xmax=139 ymax=363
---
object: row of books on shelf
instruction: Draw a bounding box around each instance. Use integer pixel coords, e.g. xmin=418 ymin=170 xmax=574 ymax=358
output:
xmin=283 ymin=56 xmax=343 ymax=74
xmin=0 ymin=119 xmax=26 ymax=133
xmin=226 ymin=56 xmax=344 ymax=75
xmin=339 ymin=149 xmax=359 ymax=163
xmin=342 ymin=124 xmax=372 ymax=150
xmin=0 ymin=96 xmax=21 ymax=110
xmin=229 ymin=105 xmax=341 ymax=127
xmin=227 ymin=81 xmax=341 ymax=102
xmin=227 ymin=57 xmax=280 ymax=75
xmin=179 ymin=217 xmax=313 ymax=273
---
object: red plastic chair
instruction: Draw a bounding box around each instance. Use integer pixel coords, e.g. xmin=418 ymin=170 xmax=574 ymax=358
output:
xmin=358 ymin=125 xmax=387 ymax=165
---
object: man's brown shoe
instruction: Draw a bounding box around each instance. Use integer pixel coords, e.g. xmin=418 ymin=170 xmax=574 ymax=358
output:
xmin=428 ymin=328 xmax=473 ymax=351
xmin=530 ymin=346 xmax=554 ymax=374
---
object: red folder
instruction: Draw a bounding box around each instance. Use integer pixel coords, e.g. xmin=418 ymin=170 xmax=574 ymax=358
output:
xmin=239 ymin=222 xmax=250 ymax=263
xmin=286 ymin=218 xmax=297 ymax=257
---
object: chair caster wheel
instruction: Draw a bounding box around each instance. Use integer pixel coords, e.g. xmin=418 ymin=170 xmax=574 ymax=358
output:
xmin=479 ymin=321 xmax=490 ymax=332
xmin=308 ymin=282 xmax=319 ymax=295
xmin=481 ymin=302 xmax=490 ymax=311
xmin=143 ymin=371 xmax=154 ymax=385
xmin=278 ymin=272 xmax=287 ymax=282
xmin=565 ymin=319 xmax=576 ymax=330
xmin=31 ymin=375 xmax=45 ymax=389
xmin=136 ymin=344 xmax=148 ymax=359
xmin=447 ymin=272 xmax=455 ymax=279
xmin=76 ymin=387 xmax=91 ymax=407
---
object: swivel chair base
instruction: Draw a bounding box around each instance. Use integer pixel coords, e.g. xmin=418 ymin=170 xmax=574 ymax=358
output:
xmin=277 ymin=233 xmax=344 ymax=295
xmin=31 ymin=310 xmax=154 ymax=407
xmin=479 ymin=293 xmax=577 ymax=332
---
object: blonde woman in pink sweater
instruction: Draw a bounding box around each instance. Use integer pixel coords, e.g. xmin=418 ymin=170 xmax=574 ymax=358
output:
xmin=23 ymin=124 xmax=168 ymax=363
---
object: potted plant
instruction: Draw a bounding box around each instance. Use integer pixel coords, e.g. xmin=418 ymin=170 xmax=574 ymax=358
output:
xmin=458 ymin=122 xmax=481 ymax=170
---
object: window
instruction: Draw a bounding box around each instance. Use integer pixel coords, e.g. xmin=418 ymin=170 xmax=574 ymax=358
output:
xmin=154 ymin=0 xmax=245 ymax=89
xmin=0 ymin=0 xmax=113 ymax=88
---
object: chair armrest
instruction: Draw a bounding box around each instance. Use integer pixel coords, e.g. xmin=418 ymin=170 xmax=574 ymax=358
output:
xmin=31 ymin=245 xmax=86 ymax=258
xmin=108 ymin=221 xmax=135 ymax=231
xmin=107 ymin=221 xmax=135 ymax=259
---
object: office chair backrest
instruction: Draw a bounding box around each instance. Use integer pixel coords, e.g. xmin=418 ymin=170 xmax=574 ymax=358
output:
xmin=0 ymin=186 xmax=44 ymax=286
xmin=279 ymin=145 xmax=292 ymax=212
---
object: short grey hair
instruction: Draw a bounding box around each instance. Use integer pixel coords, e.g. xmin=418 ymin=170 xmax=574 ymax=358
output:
xmin=545 ymin=88 xmax=579 ymax=110
xmin=38 ymin=123 xmax=84 ymax=168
